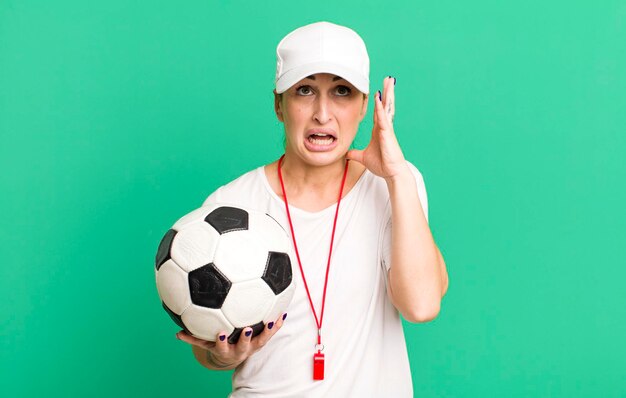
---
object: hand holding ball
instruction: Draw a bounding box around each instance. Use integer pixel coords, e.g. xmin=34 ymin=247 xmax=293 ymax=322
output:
xmin=155 ymin=204 xmax=296 ymax=343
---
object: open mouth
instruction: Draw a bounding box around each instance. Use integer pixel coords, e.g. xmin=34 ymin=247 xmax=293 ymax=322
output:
xmin=307 ymin=133 xmax=336 ymax=146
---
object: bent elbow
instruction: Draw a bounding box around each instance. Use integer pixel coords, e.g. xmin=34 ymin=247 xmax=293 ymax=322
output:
xmin=402 ymin=303 xmax=441 ymax=323
xmin=441 ymin=275 xmax=449 ymax=297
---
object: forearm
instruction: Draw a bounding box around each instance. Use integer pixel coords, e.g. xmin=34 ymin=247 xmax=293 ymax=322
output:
xmin=191 ymin=345 xmax=241 ymax=371
xmin=386 ymin=168 xmax=444 ymax=322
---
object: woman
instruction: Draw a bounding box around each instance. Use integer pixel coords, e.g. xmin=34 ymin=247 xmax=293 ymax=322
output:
xmin=177 ymin=21 xmax=449 ymax=397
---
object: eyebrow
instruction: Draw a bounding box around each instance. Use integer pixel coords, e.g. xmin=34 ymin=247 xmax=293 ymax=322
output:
xmin=305 ymin=75 xmax=344 ymax=81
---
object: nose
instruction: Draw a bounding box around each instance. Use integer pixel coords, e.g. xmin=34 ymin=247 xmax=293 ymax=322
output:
xmin=313 ymin=94 xmax=332 ymax=124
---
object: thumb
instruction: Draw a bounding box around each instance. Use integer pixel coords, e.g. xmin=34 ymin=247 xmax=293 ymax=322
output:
xmin=346 ymin=149 xmax=365 ymax=165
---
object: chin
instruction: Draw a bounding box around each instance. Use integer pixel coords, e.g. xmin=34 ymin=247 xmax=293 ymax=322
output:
xmin=301 ymin=150 xmax=347 ymax=167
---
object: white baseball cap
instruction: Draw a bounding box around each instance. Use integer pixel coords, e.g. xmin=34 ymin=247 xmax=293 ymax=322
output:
xmin=274 ymin=21 xmax=370 ymax=95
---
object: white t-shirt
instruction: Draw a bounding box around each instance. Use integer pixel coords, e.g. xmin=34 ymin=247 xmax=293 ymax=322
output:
xmin=202 ymin=160 xmax=429 ymax=398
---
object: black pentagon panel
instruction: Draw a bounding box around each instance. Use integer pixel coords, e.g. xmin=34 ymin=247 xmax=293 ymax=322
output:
xmin=227 ymin=321 xmax=265 ymax=344
xmin=188 ymin=263 xmax=232 ymax=308
xmin=162 ymin=302 xmax=189 ymax=333
xmin=262 ymin=252 xmax=292 ymax=295
xmin=205 ymin=206 xmax=249 ymax=234
xmin=155 ymin=229 xmax=177 ymax=270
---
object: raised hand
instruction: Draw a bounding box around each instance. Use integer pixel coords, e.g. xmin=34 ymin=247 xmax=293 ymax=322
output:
xmin=346 ymin=76 xmax=409 ymax=181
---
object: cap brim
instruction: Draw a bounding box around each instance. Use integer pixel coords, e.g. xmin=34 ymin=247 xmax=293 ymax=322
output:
xmin=275 ymin=61 xmax=369 ymax=95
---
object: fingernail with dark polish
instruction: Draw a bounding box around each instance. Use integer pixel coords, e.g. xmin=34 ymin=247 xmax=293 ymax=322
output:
xmin=393 ymin=77 xmax=396 ymax=85
xmin=268 ymin=322 xmax=274 ymax=330
xmin=245 ymin=329 xmax=252 ymax=337
xmin=377 ymin=90 xmax=381 ymax=101
xmin=282 ymin=313 xmax=288 ymax=320
xmin=219 ymin=334 xmax=226 ymax=341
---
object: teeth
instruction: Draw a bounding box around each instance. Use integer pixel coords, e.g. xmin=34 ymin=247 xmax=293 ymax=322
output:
xmin=308 ymin=136 xmax=334 ymax=145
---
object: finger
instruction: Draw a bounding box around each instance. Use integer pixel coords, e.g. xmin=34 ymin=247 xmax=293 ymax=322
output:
xmin=234 ymin=327 xmax=253 ymax=358
xmin=373 ymin=90 xmax=382 ymax=127
xmin=248 ymin=313 xmax=288 ymax=355
xmin=213 ymin=331 xmax=230 ymax=357
xmin=384 ymin=76 xmax=395 ymax=121
xmin=176 ymin=330 xmax=215 ymax=350
xmin=346 ymin=149 xmax=365 ymax=164
xmin=251 ymin=321 xmax=275 ymax=350
xmin=274 ymin=312 xmax=287 ymax=330
xmin=374 ymin=90 xmax=390 ymax=130
xmin=381 ymin=77 xmax=393 ymax=121
xmin=381 ymin=76 xmax=390 ymax=108
xmin=383 ymin=76 xmax=390 ymax=102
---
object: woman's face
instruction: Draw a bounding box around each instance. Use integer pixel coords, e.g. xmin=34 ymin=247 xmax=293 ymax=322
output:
xmin=274 ymin=73 xmax=368 ymax=167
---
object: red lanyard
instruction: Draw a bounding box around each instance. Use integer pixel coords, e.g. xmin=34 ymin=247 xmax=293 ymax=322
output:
xmin=277 ymin=154 xmax=350 ymax=380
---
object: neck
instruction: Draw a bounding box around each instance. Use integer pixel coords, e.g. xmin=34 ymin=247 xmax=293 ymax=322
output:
xmin=280 ymin=152 xmax=347 ymax=196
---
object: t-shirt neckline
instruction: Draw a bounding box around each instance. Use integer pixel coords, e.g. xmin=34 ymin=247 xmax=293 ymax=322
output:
xmin=258 ymin=164 xmax=369 ymax=218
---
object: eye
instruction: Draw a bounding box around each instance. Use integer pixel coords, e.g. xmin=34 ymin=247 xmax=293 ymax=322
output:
xmin=295 ymin=85 xmax=313 ymax=95
xmin=336 ymin=85 xmax=352 ymax=96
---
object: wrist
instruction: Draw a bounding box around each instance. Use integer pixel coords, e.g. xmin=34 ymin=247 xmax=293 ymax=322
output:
xmin=207 ymin=350 xmax=240 ymax=370
xmin=384 ymin=166 xmax=413 ymax=187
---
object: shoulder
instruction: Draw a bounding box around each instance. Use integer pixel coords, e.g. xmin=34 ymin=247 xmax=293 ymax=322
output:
xmin=202 ymin=166 xmax=267 ymax=207
xmin=363 ymin=159 xmax=426 ymax=198
xmin=403 ymin=159 xmax=429 ymax=223
xmin=376 ymin=159 xmax=429 ymax=223
xmin=404 ymin=159 xmax=425 ymax=185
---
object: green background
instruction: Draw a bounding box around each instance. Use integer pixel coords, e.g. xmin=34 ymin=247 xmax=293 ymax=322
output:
xmin=1 ymin=0 xmax=625 ymax=397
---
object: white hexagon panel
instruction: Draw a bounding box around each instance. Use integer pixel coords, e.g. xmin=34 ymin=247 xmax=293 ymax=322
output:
xmin=155 ymin=259 xmax=191 ymax=315
xmin=172 ymin=206 xmax=213 ymax=230
xmin=221 ymin=279 xmax=276 ymax=328
xmin=170 ymin=222 xmax=219 ymax=273
xmin=264 ymin=281 xmax=296 ymax=323
xmin=249 ymin=212 xmax=290 ymax=254
xmin=213 ymin=230 xmax=269 ymax=283
xmin=182 ymin=305 xmax=235 ymax=341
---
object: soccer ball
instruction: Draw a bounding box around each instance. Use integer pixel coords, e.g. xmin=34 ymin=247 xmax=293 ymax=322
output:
xmin=155 ymin=204 xmax=296 ymax=343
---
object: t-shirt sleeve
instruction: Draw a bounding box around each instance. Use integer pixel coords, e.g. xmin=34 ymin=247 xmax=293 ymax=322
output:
xmin=381 ymin=161 xmax=429 ymax=273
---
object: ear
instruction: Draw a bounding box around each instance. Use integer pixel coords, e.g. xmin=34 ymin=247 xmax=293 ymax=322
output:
xmin=359 ymin=93 xmax=369 ymax=122
xmin=274 ymin=90 xmax=284 ymax=123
